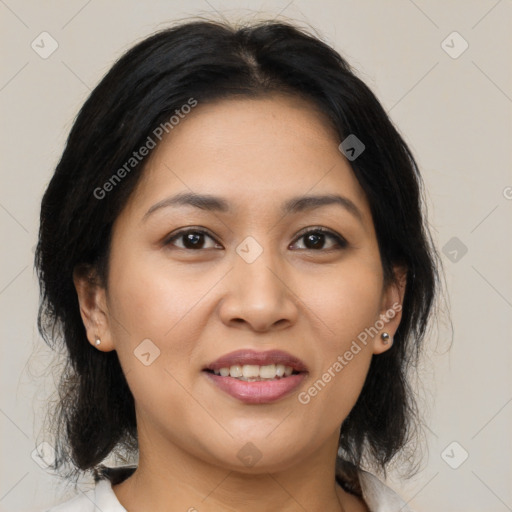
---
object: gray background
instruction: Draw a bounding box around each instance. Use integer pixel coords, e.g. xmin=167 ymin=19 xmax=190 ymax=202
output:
xmin=1 ymin=1 xmax=511 ymax=511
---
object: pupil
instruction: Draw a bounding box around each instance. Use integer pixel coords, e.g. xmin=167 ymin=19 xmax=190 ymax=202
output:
xmin=184 ymin=232 xmax=203 ymax=248
xmin=306 ymin=232 xmax=324 ymax=249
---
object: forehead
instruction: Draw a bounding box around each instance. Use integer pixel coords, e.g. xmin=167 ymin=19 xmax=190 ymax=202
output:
xmin=123 ymin=95 xmax=371 ymax=222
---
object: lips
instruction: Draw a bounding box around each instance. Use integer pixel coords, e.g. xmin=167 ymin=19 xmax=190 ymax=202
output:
xmin=203 ymin=349 xmax=309 ymax=373
xmin=202 ymin=349 xmax=308 ymax=404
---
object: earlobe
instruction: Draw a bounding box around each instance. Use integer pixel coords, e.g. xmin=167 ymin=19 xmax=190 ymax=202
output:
xmin=380 ymin=332 xmax=391 ymax=345
xmin=373 ymin=265 xmax=407 ymax=355
xmin=72 ymin=264 xmax=114 ymax=351
xmin=373 ymin=331 xmax=394 ymax=355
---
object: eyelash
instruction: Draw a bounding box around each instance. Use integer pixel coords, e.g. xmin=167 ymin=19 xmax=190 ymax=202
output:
xmin=164 ymin=226 xmax=348 ymax=252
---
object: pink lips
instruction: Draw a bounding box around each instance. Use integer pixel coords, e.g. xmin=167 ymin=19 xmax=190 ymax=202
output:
xmin=203 ymin=349 xmax=308 ymax=405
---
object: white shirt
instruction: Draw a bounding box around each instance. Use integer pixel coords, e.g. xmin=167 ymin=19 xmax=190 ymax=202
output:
xmin=43 ymin=468 xmax=413 ymax=512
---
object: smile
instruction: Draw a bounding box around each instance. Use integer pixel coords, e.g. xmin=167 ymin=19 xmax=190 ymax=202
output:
xmin=209 ymin=363 xmax=296 ymax=380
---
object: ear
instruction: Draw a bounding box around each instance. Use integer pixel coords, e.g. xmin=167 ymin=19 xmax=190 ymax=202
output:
xmin=372 ymin=265 xmax=407 ymax=355
xmin=73 ymin=264 xmax=115 ymax=352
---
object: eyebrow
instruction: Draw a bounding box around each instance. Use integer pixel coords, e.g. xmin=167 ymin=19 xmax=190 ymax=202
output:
xmin=142 ymin=192 xmax=364 ymax=223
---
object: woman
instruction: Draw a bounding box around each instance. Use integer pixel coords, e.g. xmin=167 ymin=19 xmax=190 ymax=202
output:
xmin=35 ymin=18 xmax=441 ymax=512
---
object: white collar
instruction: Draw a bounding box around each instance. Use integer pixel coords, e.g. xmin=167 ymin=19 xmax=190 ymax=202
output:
xmin=358 ymin=470 xmax=414 ymax=511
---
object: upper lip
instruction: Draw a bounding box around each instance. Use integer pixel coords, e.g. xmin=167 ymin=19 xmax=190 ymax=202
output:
xmin=204 ymin=349 xmax=308 ymax=373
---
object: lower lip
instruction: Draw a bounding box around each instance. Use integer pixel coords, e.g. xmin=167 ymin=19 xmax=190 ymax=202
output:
xmin=203 ymin=371 xmax=307 ymax=404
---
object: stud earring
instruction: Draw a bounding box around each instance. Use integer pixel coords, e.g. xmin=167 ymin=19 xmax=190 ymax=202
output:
xmin=95 ymin=338 xmax=101 ymax=346
xmin=381 ymin=332 xmax=391 ymax=344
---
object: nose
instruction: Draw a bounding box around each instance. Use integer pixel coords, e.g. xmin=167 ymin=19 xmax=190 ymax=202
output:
xmin=217 ymin=246 xmax=299 ymax=333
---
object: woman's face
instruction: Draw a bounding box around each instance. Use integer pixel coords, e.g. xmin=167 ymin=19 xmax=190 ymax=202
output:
xmin=78 ymin=94 xmax=404 ymax=473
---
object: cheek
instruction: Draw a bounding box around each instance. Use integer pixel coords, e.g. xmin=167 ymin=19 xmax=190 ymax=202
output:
xmin=105 ymin=248 xmax=222 ymax=395
xmin=107 ymin=247 xmax=203 ymax=339
xmin=105 ymin=253 xmax=205 ymax=423
xmin=294 ymin=259 xmax=382 ymax=414
xmin=303 ymin=257 xmax=383 ymax=343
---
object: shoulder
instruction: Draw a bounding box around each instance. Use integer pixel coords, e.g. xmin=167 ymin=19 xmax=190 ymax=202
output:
xmin=41 ymin=480 xmax=126 ymax=512
xmin=358 ymin=469 xmax=414 ymax=512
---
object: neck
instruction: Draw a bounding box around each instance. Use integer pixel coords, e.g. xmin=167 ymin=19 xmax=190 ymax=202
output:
xmin=111 ymin=423 xmax=361 ymax=511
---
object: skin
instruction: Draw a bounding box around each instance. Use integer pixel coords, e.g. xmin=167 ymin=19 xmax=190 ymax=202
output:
xmin=74 ymin=94 xmax=406 ymax=512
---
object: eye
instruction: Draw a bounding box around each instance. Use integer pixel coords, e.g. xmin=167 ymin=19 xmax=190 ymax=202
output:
xmin=290 ymin=227 xmax=347 ymax=251
xmin=164 ymin=228 xmax=222 ymax=250
xmin=163 ymin=227 xmax=347 ymax=252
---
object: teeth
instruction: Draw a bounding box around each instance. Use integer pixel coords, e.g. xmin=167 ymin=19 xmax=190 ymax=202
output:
xmin=259 ymin=364 xmax=276 ymax=379
xmin=243 ymin=365 xmax=260 ymax=378
xmin=212 ymin=364 xmax=296 ymax=380
xmin=230 ymin=365 xmax=242 ymax=378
